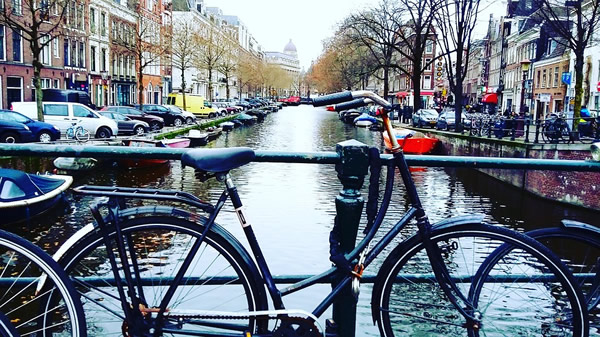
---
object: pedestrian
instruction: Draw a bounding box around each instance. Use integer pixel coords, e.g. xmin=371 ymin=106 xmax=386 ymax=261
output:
xmin=402 ymin=106 xmax=410 ymax=124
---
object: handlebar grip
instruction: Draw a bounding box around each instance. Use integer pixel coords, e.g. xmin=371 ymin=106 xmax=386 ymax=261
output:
xmin=334 ymin=99 xmax=369 ymax=112
xmin=312 ymin=92 xmax=354 ymax=107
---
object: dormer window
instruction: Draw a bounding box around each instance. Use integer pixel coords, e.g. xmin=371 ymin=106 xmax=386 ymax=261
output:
xmin=547 ymin=39 xmax=557 ymax=54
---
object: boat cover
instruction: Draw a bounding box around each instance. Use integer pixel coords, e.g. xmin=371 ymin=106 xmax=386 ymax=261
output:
xmin=354 ymin=113 xmax=377 ymax=123
xmin=0 ymin=169 xmax=65 ymax=202
xmin=235 ymin=113 xmax=257 ymax=121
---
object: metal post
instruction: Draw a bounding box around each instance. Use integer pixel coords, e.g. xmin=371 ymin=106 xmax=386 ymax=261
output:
xmin=511 ymin=117 xmax=516 ymax=141
xmin=332 ymin=139 xmax=369 ymax=337
xmin=535 ymin=119 xmax=541 ymax=143
xmin=524 ymin=116 xmax=531 ymax=143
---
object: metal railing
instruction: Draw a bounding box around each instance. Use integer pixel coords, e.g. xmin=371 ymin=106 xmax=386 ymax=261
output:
xmin=1 ymin=142 xmax=600 ymax=336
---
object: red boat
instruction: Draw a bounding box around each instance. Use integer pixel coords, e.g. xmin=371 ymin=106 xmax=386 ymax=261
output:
xmin=382 ymin=128 xmax=439 ymax=154
xmin=120 ymin=138 xmax=190 ymax=168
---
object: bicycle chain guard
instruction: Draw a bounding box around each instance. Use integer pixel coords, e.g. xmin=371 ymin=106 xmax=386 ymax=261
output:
xmin=272 ymin=316 xmax=321 ymax=337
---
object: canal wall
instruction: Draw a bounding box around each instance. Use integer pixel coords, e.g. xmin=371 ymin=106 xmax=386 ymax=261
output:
xmin=424 ymin=130 xmax=600 ymax=211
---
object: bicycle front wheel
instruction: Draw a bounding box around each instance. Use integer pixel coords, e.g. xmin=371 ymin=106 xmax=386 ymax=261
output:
xmin=373 ymin=223 xmax=587 ymax=337
xmin=0 ymin=230 xmax=86 ymax=337
xmin=74 ymin=128 xmax=90 ymax=142
xmin=58 ymin=215 xmax=268 ymax=336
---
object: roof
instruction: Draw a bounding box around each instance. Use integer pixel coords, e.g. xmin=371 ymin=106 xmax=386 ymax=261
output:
xmin=539 ymin=37 xmax=569 ymax=61
xmin=284 ymin=39 xmax=297 ymax=54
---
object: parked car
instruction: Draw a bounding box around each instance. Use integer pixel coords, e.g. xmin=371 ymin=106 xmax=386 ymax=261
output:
xmin=100 ymin=112 xmax=149 ymax=136
xmin=412 ymin=109 xmax=439 ymax=128
xmin=209 ymin=102 xmax=229 ymax=116
xmin=166 ymin=93 xmax=217 ymax=118
xmin=0 ymin=109 xmax=60 ymax=142
xmin=134 ymin=104 xmax=185 ymax=127
xmin=101 ymin=106 xmax=164 ymax=131
xmin=12 ymin=102 xmax=117 ymax=138
xmin=0 ymin=120 xmax=35 ymax=143
xmin=164 ymin=105 xmax=197 ymax=124
xmin=436 ymin=108 xmax=470 ymax=130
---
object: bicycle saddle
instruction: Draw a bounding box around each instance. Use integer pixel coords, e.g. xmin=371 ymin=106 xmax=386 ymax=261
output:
xmin=182 ymin=147 xmax=256 ymax=173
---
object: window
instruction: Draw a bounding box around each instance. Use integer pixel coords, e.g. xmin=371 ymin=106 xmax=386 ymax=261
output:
xmin=112 ymin=53 xmax=117 ymax=75
xmin=12 ymin=30 xmax=21 ymax=62
xmin=100 ymin=12 xmax=106 ymax=36
xmin=146 ymin=0 xmax=153 ymax=11
xmin=90 ymin=8 xmax=96 ymax=33
xmin=119 ymin=55 xmax=123 ymax=76
xmin=101 ymin=48 xmax=106 ymax=71
xmin=78 ymin=4 xmax=84 ymax=30
xmin=554 ymin=66 xmax=559 ymax=87
xmin=70 ymin=40 xmax=76 ymax=66
xmin=64 ymin=39 xmax=69 ymax=66
xmin=6 ymin=77 xmax=22 ymax=108
xmin=547 ymin=39 xmax=557 ymax=54
xmin=43 ymin=104 xmax=68 ymax=116
xmin=542 ymin=69 xmax=547 ymax=88
xmin=425 ymin=58 xmax=432 ymax=71
xmin=53 ymin=36 xmax=59 ymax=58
xmin=425 ymin=40 xmax=433 ymax=54
xmin=11 ymin=0 xmax=21 ymax=15
xmin=41 ymin=35 xmax=50 ymax=65
xmin=73 ymin=105 xmax=94 ymax=118
xmin=53 ymin=79 xmax=59 ymax=88
xmin=78 ymin=41 xmax=84 ymax=68
xmin=90 ymin=46 xmax=96 ymax=72
xmin=423 ymin=75 xmax=431 ymax=89
xmin=0 ymin=26 xmax=4 ymax=60
xmin=0 ymin=180 xmax=25 ymax=200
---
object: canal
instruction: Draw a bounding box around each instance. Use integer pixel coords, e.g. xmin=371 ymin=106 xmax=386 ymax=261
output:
xmin=1 ymin=104 xmax=599 ymax=335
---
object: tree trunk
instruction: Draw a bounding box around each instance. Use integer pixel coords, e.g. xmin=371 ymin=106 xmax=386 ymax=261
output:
xmin=573 ymin=49 xmax=584 ymax=129
xmin=181 ymin=69 xmax=187 ymax=110
xmin=207 ymin=69 xmax=213 ymax=101
xmin=138 ymin=62 xmax=145 ymax=111
xmin=33 ymin=59 xmax=44 ymax=122
xmin=454 ymin=44 xmax=465 ymax=132
xmin=225 ymin=75 xmax=230 ymax=99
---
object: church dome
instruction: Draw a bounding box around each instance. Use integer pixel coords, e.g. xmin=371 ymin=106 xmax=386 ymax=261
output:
xmin=284 ymin=39 xmax=297 ymax=54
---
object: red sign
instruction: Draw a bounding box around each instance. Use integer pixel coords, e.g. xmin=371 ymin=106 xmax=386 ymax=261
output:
xmin=597 ymin=82 xmax=600 ymax=92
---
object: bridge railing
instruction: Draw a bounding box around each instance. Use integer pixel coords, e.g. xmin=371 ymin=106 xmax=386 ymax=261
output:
xmin=1 ymin=142 xmax=600 ymax=336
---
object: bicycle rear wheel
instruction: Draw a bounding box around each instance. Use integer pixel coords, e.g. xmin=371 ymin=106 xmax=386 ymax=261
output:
xmin=373 ymin=223 xmax=587 ymax=337
xmin=0 ymin=230 xmax=86 ymax=337
xmin=57 ymin=215 xmax=268 ymax=336
xmin=74 ymin=128 xmax=90 ymax=142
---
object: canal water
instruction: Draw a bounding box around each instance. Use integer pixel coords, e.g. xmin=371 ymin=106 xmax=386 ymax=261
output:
xmin=1 ymin=104 xmax=598 ymax=335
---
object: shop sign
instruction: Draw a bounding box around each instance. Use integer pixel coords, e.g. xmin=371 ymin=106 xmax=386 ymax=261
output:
xmin=597 ymin=81 xmax=600 ymax=92
xmin=539 ymin=93 xmax=552 ymax=102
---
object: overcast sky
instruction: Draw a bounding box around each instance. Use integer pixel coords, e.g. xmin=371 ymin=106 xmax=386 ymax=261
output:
xmin=205 ymin=0 xmax=507 ymax=70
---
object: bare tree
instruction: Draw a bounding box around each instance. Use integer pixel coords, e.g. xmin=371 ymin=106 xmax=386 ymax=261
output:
xmin=217 ymin=38 xmax=238 ymax=99
xmin=172 ymin=19 xmax=199 ymax=110
xmin=435 ymin=0 xmax=481 ymax=130
xmin=194 ymin=23 xmax=228 ymax=101
xmin=532 ymin=0 xmax=600 ymax=122
xmin=0 ymin=0 xmax=69 ymax=120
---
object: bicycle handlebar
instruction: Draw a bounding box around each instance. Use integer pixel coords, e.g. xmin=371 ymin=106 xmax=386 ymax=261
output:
xmin=333 ymin=98 xmax=372 ymax=112
xmin=312 ymin=92 xmax=354 ymax=107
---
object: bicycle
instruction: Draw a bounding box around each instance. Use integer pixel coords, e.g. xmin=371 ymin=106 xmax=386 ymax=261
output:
xmin=65 ymin=121 xmax=90 ymax=142
xmin=577 ymin=117 xmax=600 ymax=144
xmin=542 ymin=112 xmax=571 ymax=143
xmin=53 ymin=90 xmax=588 ymax=336
xmin=0 ymin=229 xmax=86 ymax=336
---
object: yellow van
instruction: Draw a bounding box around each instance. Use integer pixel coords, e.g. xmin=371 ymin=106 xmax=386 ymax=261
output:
xmin=166 ymin=93 xmax=217 ymax=118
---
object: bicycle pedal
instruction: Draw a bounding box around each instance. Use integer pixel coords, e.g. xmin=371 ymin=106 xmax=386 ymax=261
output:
xmin=325 ymin=318 xmax=338 ymax=337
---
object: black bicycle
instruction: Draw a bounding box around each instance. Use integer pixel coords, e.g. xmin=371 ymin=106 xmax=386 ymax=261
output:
xmin=53 ymin=90 xmax=588 ymax=336
xmin=542 ymin=112 xmax=571 ymax=143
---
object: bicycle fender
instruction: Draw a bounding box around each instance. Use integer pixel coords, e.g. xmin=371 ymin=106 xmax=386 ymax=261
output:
xmin=431 ymin=214 xmax=486 ymax=230
xmin=561 ymin=219 xmax=600 ymax=235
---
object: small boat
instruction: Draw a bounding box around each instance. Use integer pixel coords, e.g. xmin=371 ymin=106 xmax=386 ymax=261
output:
xmin=235 ymin=113 xmax=258 ymax=126
xmin=53 ymin=157 xmax=98 ymax=172
xmin=246 ymin=109 xmax=266 ymax=122
xmin=0 ymin=169 xmax=73 ymax=225
xmin=339 ymin=109 xmax=362 ymax=124
xmin=205 ymin=127 xmax=222 ymax=141
xmin=120 ymin=138 xmax=191 ymax=168
xmin=382 ymin=128 xmax=439 ymax=154
xmin=220 ymin=121 xmax=235 ymax=131
xmin=354 ymin=113 xmax=377 ymax=127
xmin=231 ymin=119 xmax=244 ymax=128
xmin=187 ymin=129 xmax=209 ymax=147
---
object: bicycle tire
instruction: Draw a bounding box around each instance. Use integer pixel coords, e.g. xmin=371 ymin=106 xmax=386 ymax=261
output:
xmin=527 ymin=226 xmax=600 ymax=314
xmin=0 ymin=230 xmax=86 ymax=337
xmin=66 ymin=128 xmax=74 ymax=140
xmin=57 ymin=215 xmax=268 ymax=336
xmin=373 ymin=223 xmax=587 ymax=337
xmin=74 ymin=128 xmax=90 ymax=142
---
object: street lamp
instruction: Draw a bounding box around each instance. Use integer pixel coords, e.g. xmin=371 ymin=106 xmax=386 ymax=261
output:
xmin=520 ymin=59 xmax=531 ymax=114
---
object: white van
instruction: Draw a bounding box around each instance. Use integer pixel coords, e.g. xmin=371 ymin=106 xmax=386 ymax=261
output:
xmin=11 ymin=102 xmax=118 ymax=138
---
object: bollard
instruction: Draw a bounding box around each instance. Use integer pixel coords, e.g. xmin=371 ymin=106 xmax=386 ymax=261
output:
xmin=535 ymin=119 xmax=541 ymax=143
xmin=332 ymin=139 xmax=369 ymax=337
xmin=524 ymin=117 xmax=531 ymax=143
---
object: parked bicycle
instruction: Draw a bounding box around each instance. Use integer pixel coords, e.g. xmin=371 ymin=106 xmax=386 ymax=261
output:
xmin=52 ymin=90 xmax=588 ymax=336
xmin=65 ymin=121 xmax=90 ymax=142
xmin=0 ymin=229 xmax=86 ymax=336
xmin=577 ymin=116 xmax=600 ymax=143
xmin=542 ymin=112 xmax=571 ymax=143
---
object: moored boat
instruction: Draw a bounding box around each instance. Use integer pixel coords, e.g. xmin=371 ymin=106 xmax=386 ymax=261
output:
xmin=120 ymin=138 xmax=190 ymax=168
xmin=53 ymin=157 xmax=98 ymax=172
xmin=382 ymin=128 xmax=439 ymax=154
xmin=0 ymin=169 xmax=73 ymax=225
xmin=188 ymin=129 xmax=209 ymax=147
xmin=235 ymin=113 xmax=258 ymax=126
xmin=339 ymin=109 xmax=362 ymax=124
xmin=220 ymin=121 xmax=235 ymax=131
xmin=205 ymin=127 xmax=222 ymax=141
xmin=354 ymin=113 xmax=377 ymax=127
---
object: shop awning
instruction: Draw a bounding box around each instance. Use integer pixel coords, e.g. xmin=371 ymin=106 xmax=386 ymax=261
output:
xmin=396 ymin=92 xmax=409 ymax=98
xmin=482 ymin=93 xmax=498 ymax=104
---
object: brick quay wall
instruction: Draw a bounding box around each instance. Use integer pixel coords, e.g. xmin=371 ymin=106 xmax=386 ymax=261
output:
xmin=423 ymin=130 xmax=599 ymax=211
